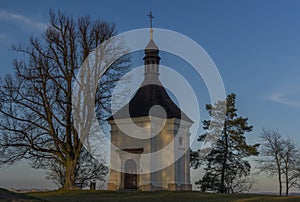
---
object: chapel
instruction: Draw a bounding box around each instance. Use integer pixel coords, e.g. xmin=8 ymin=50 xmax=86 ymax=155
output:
xmin=107 ymin=13 xmax=193 ymax=191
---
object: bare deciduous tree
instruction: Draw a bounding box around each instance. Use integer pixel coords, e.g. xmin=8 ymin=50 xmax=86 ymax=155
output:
xmin=280 ymin=138 xmax=300 ymax=195
xmin=257 ymin=128 xmax=300 ymax=196
xmin=227 ymin=174 xmax=256 ymax=194
xmin=0 ymin=10 xmax=129 ymax=190
xmin=42 ymin=148 xmax=108 ymax=189
xmin=256 ymin=128 xmax=284 ymax=195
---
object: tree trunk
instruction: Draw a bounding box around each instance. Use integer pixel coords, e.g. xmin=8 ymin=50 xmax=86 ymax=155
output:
xmin=285 ymin=172 xmax=289 ymax=196
xmin=220 ymin=127 xmax=229 ymax=193
xmin=63 ymin=159 xmax=78 ymax=190
xmin=220 ymin=160 xmax=226 ymax=193
xmin=275 ymin=154 xmax=282 ymax=196
xmin=278 ymin=170 xmax=282 ymax=196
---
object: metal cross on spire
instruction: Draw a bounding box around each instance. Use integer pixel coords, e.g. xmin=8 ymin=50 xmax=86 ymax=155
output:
xmin=148 ymin=11 xmax=154 ymax=40
xmin=148 ymin=11 xmax=154 ymax=28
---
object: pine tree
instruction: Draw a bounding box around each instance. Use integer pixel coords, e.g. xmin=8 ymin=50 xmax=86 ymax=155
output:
xmin=193 ymin=93 xmax=259 ymax=193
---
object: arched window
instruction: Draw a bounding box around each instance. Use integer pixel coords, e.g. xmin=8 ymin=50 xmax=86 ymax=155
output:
xmin=179 ymin=136 xmax=183 ymax=146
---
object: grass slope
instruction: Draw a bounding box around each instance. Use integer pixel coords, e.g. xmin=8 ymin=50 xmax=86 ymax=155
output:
xmin=0 ymin=188 xmax=43 ymax=202
xmin=28 ymin=190 xmax=300 ymax=202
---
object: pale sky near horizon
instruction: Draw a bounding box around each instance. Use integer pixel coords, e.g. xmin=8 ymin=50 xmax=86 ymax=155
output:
xmin=0 ymin=0 xmax=300 ymax=193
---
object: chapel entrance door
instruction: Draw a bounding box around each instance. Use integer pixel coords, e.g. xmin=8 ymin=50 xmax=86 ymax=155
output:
xmin=124 ymin=159 xmax=137 ymax=189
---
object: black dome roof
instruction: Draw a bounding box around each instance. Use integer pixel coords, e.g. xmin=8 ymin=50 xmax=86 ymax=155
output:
xmin=107 ymin=35 xmax=193 ymax=123
xmin=107 ymin=84 xmax=193 ymax=122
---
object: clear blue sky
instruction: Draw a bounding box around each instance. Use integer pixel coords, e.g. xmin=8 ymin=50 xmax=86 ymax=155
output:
xmin=0 ymin=0 xmax=300 ymax=192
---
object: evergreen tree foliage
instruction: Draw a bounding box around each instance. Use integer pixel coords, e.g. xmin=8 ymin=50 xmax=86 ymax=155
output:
xmin=192 ymin=93 xmax=259 ymax=193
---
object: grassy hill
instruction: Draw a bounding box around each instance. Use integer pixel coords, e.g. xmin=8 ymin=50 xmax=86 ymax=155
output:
xmin=0 ymin=188 xmax=43 ymax=202
xmin=26 ymin=190 xmax=300 ymax=202
xmin=1 ymin=189 xmax=300 ymax=202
